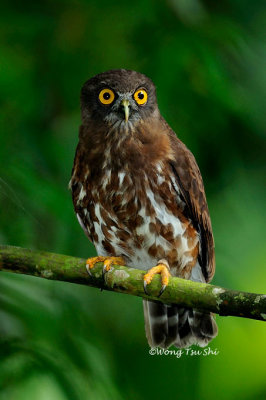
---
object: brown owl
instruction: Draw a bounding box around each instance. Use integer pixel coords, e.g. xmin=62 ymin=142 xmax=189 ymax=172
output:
xmin=70 ymin=69 xmax=218 ymax=348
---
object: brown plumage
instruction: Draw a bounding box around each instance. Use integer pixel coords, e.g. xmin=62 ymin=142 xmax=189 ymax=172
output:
xmin=70 ymin=69 xmax=218 ymax=348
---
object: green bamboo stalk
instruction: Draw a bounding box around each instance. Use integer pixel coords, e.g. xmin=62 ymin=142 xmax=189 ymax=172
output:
xmin=0 ymin=245 xmax=265 ymax=321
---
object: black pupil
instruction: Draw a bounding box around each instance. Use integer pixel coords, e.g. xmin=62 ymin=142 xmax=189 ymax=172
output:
xmin=103 ymin=92 xmax=110 ymax=100
xmin=138 ymin=91 xmax=144 ymax=100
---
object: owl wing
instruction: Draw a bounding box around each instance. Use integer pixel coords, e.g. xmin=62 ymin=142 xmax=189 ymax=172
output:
xmin=168 ymin=135 xmax=215 ymax=283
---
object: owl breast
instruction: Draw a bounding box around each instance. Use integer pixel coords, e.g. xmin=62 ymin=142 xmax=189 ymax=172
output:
xmin=75 ymin=164 xmax=199 ymax=279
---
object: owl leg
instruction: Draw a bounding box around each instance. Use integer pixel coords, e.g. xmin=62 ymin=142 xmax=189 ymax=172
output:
xmin=86 ymin=256 xmax=125 ymax=276
xmin=143 ymin=259 xmax=171 ymax=297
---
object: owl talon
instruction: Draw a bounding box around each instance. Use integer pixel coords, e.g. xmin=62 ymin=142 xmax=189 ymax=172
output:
xmin=143 ymin=261 xmax=171 ymax=297
xmin=86 ymin=256 xmax=125 ymax=278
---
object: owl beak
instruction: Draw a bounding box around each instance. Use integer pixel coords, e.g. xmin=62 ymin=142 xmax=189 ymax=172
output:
xmin=121 ymin=99 xmax=130 ymax=122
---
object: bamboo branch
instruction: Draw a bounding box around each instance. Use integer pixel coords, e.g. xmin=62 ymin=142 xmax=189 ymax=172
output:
xmin=0 ymin=245 xmax=265 ymax=321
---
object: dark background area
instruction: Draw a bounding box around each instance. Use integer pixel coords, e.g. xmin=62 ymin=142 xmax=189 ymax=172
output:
xmin=0 ymin=0 xmax=266 ymax=399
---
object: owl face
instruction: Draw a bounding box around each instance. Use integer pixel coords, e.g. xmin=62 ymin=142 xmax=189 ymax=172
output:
xmin=80 ymin=69 xmax=158 ymax=129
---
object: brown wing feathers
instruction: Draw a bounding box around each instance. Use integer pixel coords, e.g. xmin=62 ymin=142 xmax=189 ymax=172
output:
xmin=168 ymin=134 xmax=215 ymax=283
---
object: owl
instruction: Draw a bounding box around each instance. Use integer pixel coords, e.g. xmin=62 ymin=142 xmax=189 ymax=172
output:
xmin=70 ymin=69 xmax=218 ymax=348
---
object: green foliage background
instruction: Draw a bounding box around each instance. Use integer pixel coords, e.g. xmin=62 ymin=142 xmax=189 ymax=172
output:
xmin=0 ymin=0 xmax=266 ymax=399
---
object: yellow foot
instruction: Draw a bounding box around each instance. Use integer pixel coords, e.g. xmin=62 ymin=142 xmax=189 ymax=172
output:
xmin=86 ymin=256 xmax=125 ymax=276
xmin=143 ymin=260 xmax=171 ymax=297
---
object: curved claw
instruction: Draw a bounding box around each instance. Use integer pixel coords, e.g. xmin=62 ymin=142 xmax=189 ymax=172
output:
xmin=144 ymin=280 xmax=150 ymax=296
xmin=86 ymin=263 xmax=92 ymax=277
xmin=158 ymin=284 xmax=166 ymax=298
xmin=102 ymin=264 xmax=113 ymax=277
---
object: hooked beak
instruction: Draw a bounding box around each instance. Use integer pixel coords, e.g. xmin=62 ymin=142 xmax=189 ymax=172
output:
xmin=121 ymin=99 xmax=130 ymax=122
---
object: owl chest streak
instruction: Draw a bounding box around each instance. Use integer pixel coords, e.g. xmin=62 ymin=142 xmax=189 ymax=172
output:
xmin=79 ymin=169 xmax=199 ymax=275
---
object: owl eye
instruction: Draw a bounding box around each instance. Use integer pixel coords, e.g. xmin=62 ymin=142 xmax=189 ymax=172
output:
xmin=134 ymin=89 xmax=148 ymax=105
xmin=99 ymin=88 xmax=115 ymax=105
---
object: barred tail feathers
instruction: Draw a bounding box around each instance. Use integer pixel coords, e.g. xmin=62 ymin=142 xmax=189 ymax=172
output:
xmin=143 ymin=299 xmax=218 ymax=349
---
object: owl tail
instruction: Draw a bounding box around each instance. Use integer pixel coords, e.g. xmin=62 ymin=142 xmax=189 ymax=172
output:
xmin=143 ymin=300 xmax=218 ymax=349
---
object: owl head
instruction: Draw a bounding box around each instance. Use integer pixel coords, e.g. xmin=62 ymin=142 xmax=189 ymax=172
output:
xmin=80 ymin=69 xmax=159 ymax=129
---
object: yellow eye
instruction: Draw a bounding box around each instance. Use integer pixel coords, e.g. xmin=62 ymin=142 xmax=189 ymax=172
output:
xmin=134 ymin=89 xmax=148 ymax=105
xmin=99 ymin=88 xmax=115 ymax=105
